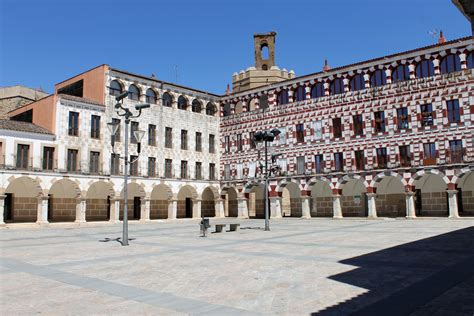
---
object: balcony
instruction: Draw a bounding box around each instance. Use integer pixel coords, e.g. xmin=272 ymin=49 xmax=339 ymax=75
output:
xmin=446 ymin=149 xmax=465 ymax=164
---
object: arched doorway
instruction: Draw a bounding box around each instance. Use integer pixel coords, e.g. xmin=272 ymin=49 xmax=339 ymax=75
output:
xmin=309 ymin=180 xmax=332 ymax=217
xmin=4 ymin=177 xmax=42 ymax=222
xmin=120 ymin=183 xmax=145 ymax=220
xmin=456 ymin=171 xmax=473 ymax=217
xmin=150 ymin=184 xmax=172 ymax=220
xmin=201 ymin=187 xmax=218 ymax=217
xmin=177 ymin=185 xmax=197 ymax=218
xmin=340 ymin=178 xmax=368 ymax=217
xmin=280 ymin=182 xmax=302 ymax=217
xmin=247 ymin=183 xmax=265 ymax=218
xmin=86 ymin=181 xmax=114 ymax=221
xmin=373 ymin=176 xmax=406 ymax=217
xmin=412 ymin=173 xmax=448 ymax=217
xmin=49 ymin=179 xmax=80 ymax=222
xmin=222 ymin=187 xmax=238 ymax=217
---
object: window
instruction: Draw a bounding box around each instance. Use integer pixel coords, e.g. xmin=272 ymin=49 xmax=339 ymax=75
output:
xmin=111 ymin=118 xmax=121 ymax=143
xmin=224 ymin=164 xmax=231 ymax=180
xmin=181 ymin=130 xmax=188 ymax=150
xmin=165 ymin=127 xmax=172 ymax=148
xmin=16 ymin=144 xmax=29 ymax=169
xmin=130 ymin=155 xmax=138 ymax=176
xmin=330 ymin=78 xmax=344 ymax=95
xmin=209 ymin=163 xmax=216 ymax=180
xmin=68 ymin=111 xmax=79 ymax=136
xmin=90 ymin=115 xmax=100 ymax=139
xmin=224 ymin=136 xmax=230 ymax=153
xmin=195 ymin=132 xmax=202 ymax=152
xmin=165 ymin=159 xmax=172 ymax=178
xmin=249 ymin=132 xmax=256 ymax=149
xmin=128 ymin=84 xmax=140 ymax=101
xmin=440 ymin=54 xmax=461 ymax=74
xmin=148 ymin=157 xmax=156 ymax=177
xmin=294 ymin=86 xmax=306 ymax=102
xmin=355 ymin=150 xmax=365 ymax=170
xmin=296 ymin=123 xmax=304 ymax=143
xmin=180 ymin=160 xmax=188 ymax=178
xmin=392 ymin=64 xmax=410 ymax=83
xmin=423 ymin=142 xmax=437 ymax=165
xmin=350 ymin=74 xmax=365 ymax=91
xmin=148 ymin=124 xmax=156 ymax=146
xmin=90 ymin=151 xmax=100 ymax=174
xmin=178 ymin=96 xmax=187 ymax=110
xmin=146 ymin=89 xmax=157 ymax=104
xmin=223 ymin=103 xmax=231 ymax=116
xmin=277 ymin=90 xmax=289 ymax=105
xmin=397 ymin=108 xmax=409 ymax=129
xmin=109 ymin=80 xmax=122 ymax=96
xmin=374 ymin=111 xmax=385 ymax=133
xmin=376 ymin=148 xmax=387 ymax=168
xmin=313 ymin=122 xmax=322 ymax=140
xmin=209 ymin=134 xmax=215 ymax=153
xmin=315 ymin=154 xmax=324 ymax=173
xmin=236 ymin=134 xmax=242 ymax=151
xmin=130 ymin=121 xmax=139 ymax=144
xmin=195 ymin=162 xmax=202 ymax=180
xmin=353 ymin=114 xmax=364 ymax=136
xmin=449 ymin=140 xmax=463 ymax=164
xmin=67 ymin=149 xmax=78 ymax=172
xmin=206 ymin=102 xmax=216 ymax=116
xmin=192 ymin=99 xmax=202 ymax=113
xmin=42 ymin=147 xmax=54 ymax=170
xmin=447 ymin=99 xmax=460 ymax=123
xmin=297 ymin=156 xmax=305 ymax=175
xmin=259 ymin=95 xmax=269 ymax=110
xmin=162 ymin=92 xmax=173 ymax=107
xmin=236 ymin=163 xmax=243 ymax=179
xmin=421 ymin=104 xmax=434 ymax=127
xmin=467 ymin=52 xmax=473 ymax=69
xmin=399 ymin=145 xmax=411 ymax=167
xmin=334 ymin=152 xmax=344 ymax=172
xmin=416 ymin=60 xmax=434 ymax=78
xmin=311 ymin=82 xmax=324 ymax=99
xmin=110 ymin=154 xmax=120 ymax=175
xmin=370 ymin=69 xmax=387 ymax=87
xmin=333 ymin=118 xmax=342 ymax=138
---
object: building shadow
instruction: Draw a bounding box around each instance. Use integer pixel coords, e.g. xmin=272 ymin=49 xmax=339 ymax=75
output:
xmin=312 ymin=227 xmax=474 ymax=316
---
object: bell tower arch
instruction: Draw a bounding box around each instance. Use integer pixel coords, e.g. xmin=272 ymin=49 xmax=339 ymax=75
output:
xmin=254 ymin=32 xmax=276 ymax=71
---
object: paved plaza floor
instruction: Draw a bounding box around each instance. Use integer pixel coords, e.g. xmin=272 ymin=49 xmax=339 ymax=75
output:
xmin=1 ymin=218 xmax=474 ymax=315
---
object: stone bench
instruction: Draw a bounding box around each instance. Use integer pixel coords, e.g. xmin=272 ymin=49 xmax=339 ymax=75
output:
xmin=214 ymin=224 xmax=226 ymax=233
xmin=229 ymin=223 xmax=240 ymax=231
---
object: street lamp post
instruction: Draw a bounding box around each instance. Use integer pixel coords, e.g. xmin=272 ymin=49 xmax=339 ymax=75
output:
xmin=107 ymin=91 xmax=150 ymax=246
xmin=253 ymin=128 xmax=281 ymax=231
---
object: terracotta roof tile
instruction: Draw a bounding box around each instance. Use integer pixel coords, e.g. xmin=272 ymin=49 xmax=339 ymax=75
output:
xmin=0 ymin=119 xmax=54 ymax=135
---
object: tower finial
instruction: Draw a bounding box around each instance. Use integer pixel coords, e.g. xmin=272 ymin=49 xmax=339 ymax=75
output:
xmin=225 ymin=84 xmax=231 ymax=95
xmin=438 ymin=30 xmax=446 ymax=44
xmin=323 ymin=59 xmax=330 ymax=72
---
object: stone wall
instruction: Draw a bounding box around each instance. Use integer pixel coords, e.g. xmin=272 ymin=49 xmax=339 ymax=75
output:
xmin=254 ymin=199 xmax=265 ymax=218
xmin=10 ymin=197 xmax=37 ymax=222
xmin=150 ymin=200 xmax=168 ymax=219
xmin=460 ymin=190 xmax=474 ymax=216
xmin=177 ymin=200 xmax=191 ymax=218
xmin=49 ymin=197 xmax=75 ymax=222
xmin=311 ymin=197 xmax=333 ymax=217
xmin=228 ymin=199 xmax=238 ymax=217
xmin=376 ymin=194 xmax=406 ymax=217
xmin=119 ymin=199 xmax=140 ymax=220
xmin=341 ymin=195 xmax=366 ymax=217
xmin=419 ymin=192 xmax=448 ymax=216
xmin=289 ymin=197 xmax=302 ymax=217
xmin=201 ymin=200 xmax=215 ymax=217
xmin=86 ymin=198 xmax=110 ymax=221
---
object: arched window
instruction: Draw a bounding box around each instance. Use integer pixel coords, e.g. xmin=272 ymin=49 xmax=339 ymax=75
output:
xmin=128 ymin=84 xmax=140 ymax=101
xmin=162 ymin=92 xmax=173 ymax=107
xmin=311 ymin=82 xmax=324 ymax=99
xmin=276 ymin=90 xmax=289 ymax=105
xmin=440 ymin=54 xmax=461 ymax=74
xmin=261 ymin=44 xmax=269 ymax=59
xmin=370 ymin=69 xmax=387 ymax=87
xmin=177 ymin=96 xmax=187 ymax=110
xmin=234 ymin=101 xmax=244 ymax=114
xmin=145 ymin=89 xmax=157 ymax=104
xmin=191 ymin=99 xmax=202 ymax=113
xmin=415 ymin=59 xmax=434 ymax=78
xmin=467 ymin=52 xmax=473 ymax=69
xmin=223 ymin=103 xmax=231 ymax=116
xmin=349 ymin=74 xmax=365 ymax=91
xmin=259 ymin=95 xmax=268 ymax=110
xmin=294 ymin=86 xmax=306 ymax=102
xmin=109 ymin=80 xmax=122 ymax=96
xmin=206 ymin=102 xmax=216 ymax=116
xmin=392 ymin=64 xmax=410 ymax=83
xmin=330 ymin=78 xmax=344 ymax=95
xmin=248 ymin=98 xmax=257 ymax=111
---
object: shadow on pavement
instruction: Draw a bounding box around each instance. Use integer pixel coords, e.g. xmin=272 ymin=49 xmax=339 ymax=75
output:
xmin=312 ymin=226 xmax=474 ymax=316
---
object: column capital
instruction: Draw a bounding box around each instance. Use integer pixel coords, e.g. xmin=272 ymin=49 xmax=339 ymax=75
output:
xmin=446 ymin=190 xmax=458 ymax=195
xmin=405 ymin=191 xmax=416 ymax=196
xmin=366 ymin=193 xmax=377 ymax=198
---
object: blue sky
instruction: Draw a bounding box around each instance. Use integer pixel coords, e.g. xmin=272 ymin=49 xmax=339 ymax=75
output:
xmin=0 ymin=0 xmax=470 ymax=95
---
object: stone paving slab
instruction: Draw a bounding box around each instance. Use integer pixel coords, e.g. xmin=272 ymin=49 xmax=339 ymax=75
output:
xmin=1 ymin=218 xmax=473 ymax=315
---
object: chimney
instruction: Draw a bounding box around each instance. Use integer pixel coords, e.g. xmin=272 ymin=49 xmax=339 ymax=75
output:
xmin=438 ymin=30 xmax=446 ymax=44
xmin=323 ymin=59 xmax=331 ymax=72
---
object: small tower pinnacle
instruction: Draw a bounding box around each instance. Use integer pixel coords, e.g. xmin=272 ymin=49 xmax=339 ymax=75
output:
xmin=438 ymin=30 xmax=446 ymax=44
xmin=323 ymin=59 xmax=331 ymax=72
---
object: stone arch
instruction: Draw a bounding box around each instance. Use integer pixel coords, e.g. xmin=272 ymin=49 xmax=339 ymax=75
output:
xmin=276 ymin=178 xmax=304 ymax=193
xmin=455 ymin=168 xmax=474 ymax=216
xmin=408 ymin=169 xmax=450 ymax=186
xmin=48 ymin=179 xmax=81 ymax=222
xmin=85 ymin=181 xmax=115 ymax=222
xmin=221 ymin=186 xmax=238 ymax=217
xmin=371 ymin=172 xmax=407 ymax=217
xmin=234 ymin=101 xmax=244 ymax=114
xmin=306 ymin=177 xmax=333 ymax=217
xmin=337 ymin=176 xmax=369 ymax=217
xmin=177 ymin=185 xmax=198 ymax=218
xmin=150 ymin=184 xmax=173 ymax=219
xmin=201 ymin=186 xmax=218 ymax=217
xmin=248 ymin=98 xmax=257 ymax=111
xmin=3 ymin=176 xmax=43 ymax=222
xmin=370 ymin=171 xmax=408 ymax=188
xmin=191 ymin=99 xmax=202 ymax=113
xmin=245 ymin=182 xmax=265 ymax=218
xmin=206 ymin=102 xmax=217 ymax=116
xmin=336 ymin=174 xmax=369 ymax=190
xmin=177 ymin=95 xmax=188 ymax=110
xmin=120 ymin=182 xmax=146 ymax=220
xmin=409 ymin=170 xmax=449 ymax=217
xmin=279 ymin=181 xmax=302 ymax=217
